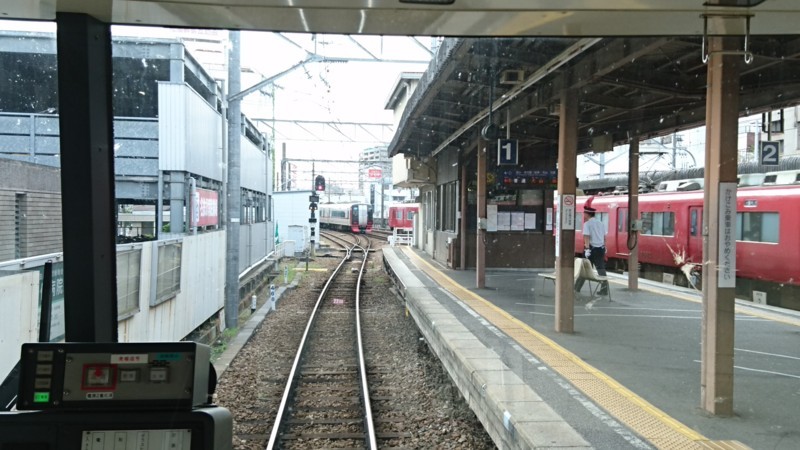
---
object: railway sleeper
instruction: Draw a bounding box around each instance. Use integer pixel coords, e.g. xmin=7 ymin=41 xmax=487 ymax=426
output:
xmin=281 ymin=432 xmax=365 ymax=440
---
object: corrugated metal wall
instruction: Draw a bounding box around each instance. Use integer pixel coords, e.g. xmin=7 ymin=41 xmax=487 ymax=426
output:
xmin=238 ymin=222 xmax=268 ymax=273
xmin=158 ymin=82 xmax=223 ymax=181
xmin=115 ymin=118 xmax=159 ymax=177
xmin=240 ymin=136 xmax=268 ymax=192
xmin=0 ymin=191 xmax=14 ymax=259
xmin=0 ymin=190 xmax=62 ymax=261
xmin=16 ymin=191 xmax=62 ymax=258
xmin=0 ymin=114 xmax=60 ymax=167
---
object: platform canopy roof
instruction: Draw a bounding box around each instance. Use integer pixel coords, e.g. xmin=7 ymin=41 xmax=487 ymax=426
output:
xmin=387 ymin=35 xmax=800 ymax=159
xmin=5 ymin=1 xmax=800 ymax=162
xmin=5 ymin=1 xmax=800 ymax=37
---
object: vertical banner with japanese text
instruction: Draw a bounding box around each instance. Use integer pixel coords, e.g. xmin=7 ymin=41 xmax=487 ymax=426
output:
xmin=717 ymin=182 xmax=737 ymax=288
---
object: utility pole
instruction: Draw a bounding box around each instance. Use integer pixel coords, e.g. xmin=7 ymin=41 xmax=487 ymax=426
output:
xmin=224 ymin=31 xmax=242 ymax=330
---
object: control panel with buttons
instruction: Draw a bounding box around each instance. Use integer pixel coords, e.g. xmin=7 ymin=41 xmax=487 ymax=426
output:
xmin=16 ymin=342 xmax=210 ymax=411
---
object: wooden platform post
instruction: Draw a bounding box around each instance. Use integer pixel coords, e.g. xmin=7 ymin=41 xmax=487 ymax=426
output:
xmin=701 ymin=35 xmax=740 ymax=417
xmin=555 ymin=89 xmax=578 ymax=333
xmin=476 ymin=144 xmax=487 ymax=288
xmin=627 ymin=139 xmax=639 ymax=291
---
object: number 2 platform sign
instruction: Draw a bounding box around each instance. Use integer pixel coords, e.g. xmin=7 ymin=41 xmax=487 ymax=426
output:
xmin=760 ymin=141 xmax=780 ymax=166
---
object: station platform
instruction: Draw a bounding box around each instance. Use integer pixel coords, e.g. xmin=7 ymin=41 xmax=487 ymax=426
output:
xmin=383 ymin=246 xmax=800 ymax=450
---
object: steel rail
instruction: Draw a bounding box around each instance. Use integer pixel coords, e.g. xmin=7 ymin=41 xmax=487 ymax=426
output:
xmin=355 ymin=239 xmax=377 ymax=448
xmin=266 ymin=235 xmax=376 ymax=449
xmin=265 ymin=241 xmax=355 ymax=449
xmin=320 ymin=230 xmax=350 ymax=250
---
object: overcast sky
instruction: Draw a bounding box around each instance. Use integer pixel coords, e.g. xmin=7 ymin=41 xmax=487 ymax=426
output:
xmin=239 ymin=32 xmax=433 ymax=184
xmin=239 ymin=33 xmax=433 ymax=124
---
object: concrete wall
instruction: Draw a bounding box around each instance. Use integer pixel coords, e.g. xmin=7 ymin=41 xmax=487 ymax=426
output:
xmin=0 ymin=271 xmax=39 ymax=382
xmin=117 ymin=231 xmax=225 ymax=342
xmin=0 ymin=231 xmax=227 ymax=383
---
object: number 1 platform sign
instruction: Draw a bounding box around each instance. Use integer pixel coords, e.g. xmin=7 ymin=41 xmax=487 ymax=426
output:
xmin=497 ymin=139 xmax=518 ymax=165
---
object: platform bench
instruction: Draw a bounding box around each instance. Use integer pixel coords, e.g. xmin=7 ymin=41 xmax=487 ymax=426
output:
xmin=538 ymin=272 xmax=557 ymax=290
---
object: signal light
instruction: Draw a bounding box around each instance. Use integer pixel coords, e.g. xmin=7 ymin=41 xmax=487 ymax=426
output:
xmin=315 ymin=175 xmax=326 ymax=191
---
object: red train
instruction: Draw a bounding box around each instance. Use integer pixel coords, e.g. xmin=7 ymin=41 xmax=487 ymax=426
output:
xmin=387 ymin=203 xmax=419 ymax=230
xmin=319 ymin=203 xmax=374 ymax=233
xmin=574 ymin=185 xmax=800 ymax=310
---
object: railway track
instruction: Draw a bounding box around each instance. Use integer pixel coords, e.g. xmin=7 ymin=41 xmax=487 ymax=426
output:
xmin=266 ymin=237 xmax=376 ymax=449
xmin=322 ymin=230 xmax=384 ymax=252
xmin=368 ymin=229 xmax=392 ymax=242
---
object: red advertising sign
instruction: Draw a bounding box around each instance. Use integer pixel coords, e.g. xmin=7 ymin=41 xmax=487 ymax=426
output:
xmin=368 ymin=168 xmax=382 ymax=180
xmin=192 ymin=188 xmax=219 ymax=227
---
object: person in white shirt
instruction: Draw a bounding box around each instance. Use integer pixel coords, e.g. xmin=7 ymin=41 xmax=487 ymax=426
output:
xmin=575 ymin=206 xmax=609 ymax=296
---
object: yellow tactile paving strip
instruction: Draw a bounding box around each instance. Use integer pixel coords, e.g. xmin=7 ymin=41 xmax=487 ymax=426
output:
xmin=400 ymin=247 xmax=750 ymax=450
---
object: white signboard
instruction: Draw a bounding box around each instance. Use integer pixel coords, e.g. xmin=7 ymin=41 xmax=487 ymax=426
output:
xmin=511 ymin=212 xmax=525 ymax=231
xmin=524 ymin=213 xmax=537 ymax=230
xmin=717 ymin=182 xmax=737 ymax=288
xmin=487 ymin=204 xmax=498 ymax=232
xmin=561 ymin=194 xmax=575 ymax=230
xmin=497 ymin=212 xmax=511 ymax=231
xmin=554 ymin=196 xmax=560 ymax=258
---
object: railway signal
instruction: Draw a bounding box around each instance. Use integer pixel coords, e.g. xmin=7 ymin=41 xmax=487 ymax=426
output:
xmin=315 ymin=175 xmax=326 ymax=191
xmin=308 ymin=189 xmax=321 ymax=256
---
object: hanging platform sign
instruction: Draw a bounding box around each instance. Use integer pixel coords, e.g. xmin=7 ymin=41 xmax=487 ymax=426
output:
xmin=497 ymin=139 xmax=518 ymax=165
xmin=760 ymin=141 xmax=780 ymax=166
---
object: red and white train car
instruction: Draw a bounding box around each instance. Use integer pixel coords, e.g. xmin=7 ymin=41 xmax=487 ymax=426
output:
xmin=319 ymin=203 xmax=374 ymax=233
xmin=387 ymin=203 xmax=419 ymax=230
xmin=573 ymin=185 xmax=800 ymax=310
